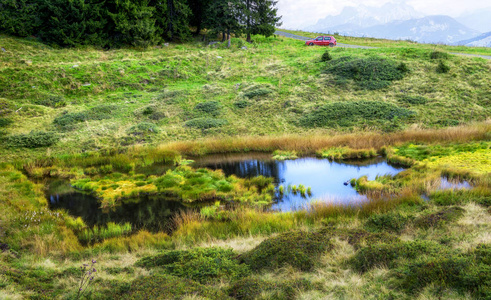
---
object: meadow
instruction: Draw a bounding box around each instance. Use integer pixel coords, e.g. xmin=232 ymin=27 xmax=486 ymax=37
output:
xmin=0 ymin=32 xmax=490 ymax=299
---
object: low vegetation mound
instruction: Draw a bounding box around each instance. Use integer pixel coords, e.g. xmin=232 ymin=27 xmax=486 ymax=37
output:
xmin=350 ymin=241 xmax=442 ymax=273
xmin=194 ymin=101 xmax=222 ymax=117
xmin=398 ymin=95 xmax=429 ymax=105
xmin=240 ymin=230 xmax=332 ymax=271
xmin=228 ymin=276 xmax=314 ymax=300
xmin=185 ymin=117 xmax=228 ymax=129
xmin=334 ymin=228 xmax=400 ymax=249
xmin=127 ymin=122 xmax=159 ymax=136
xmin=299 ymin=101 xmax=414 ymax=128
xmin=414 ymin=207 xmax=465 ymax=228
xmin=53 ymin=104 xmax=118 ymax=130
xmin=135 ymin=247 xmax=249 ymax=283
xmin=395 ymin=244 xmax=490 ymax=298
xmin=364 ymin=212 xmax=411 ymax=233
xmin=120 ymin=274 xmax=230 ymax=300
xmin=2 ymin=131 xmax=59 ymax=148
xmin=325 ymin=56 xmax=409 ymax=90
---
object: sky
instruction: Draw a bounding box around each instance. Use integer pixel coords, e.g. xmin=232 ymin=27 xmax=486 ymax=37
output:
xmin=277 ymin=0 xmax=491 ymax=29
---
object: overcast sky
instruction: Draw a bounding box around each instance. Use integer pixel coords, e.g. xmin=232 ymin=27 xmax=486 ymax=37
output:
xmin=277 ymin=0 xmax=491 ymax=29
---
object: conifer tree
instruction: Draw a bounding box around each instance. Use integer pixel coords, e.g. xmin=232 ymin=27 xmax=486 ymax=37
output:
xmin=0 ymin=0 xmax=42 ymax=37
xmin=38 ymin=0 xmax=106 ymax=47
xmin=205 ymin=0 xmax=243 ymax=42
xmin=244 ymin=0 xmax=281 ymax=42
xmin=106 ymin=0 xmax=161 ymax=47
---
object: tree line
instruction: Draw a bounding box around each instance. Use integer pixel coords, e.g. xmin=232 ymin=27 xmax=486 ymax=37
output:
xmin=0 ymin=0 xmax=281 ymax=47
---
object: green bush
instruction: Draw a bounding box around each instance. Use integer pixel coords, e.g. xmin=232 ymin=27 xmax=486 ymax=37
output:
xmin=185 ymin=118 xmax=228 ymax=129
xmin=228 ymin=277 xmax=313 ymax=300
xmin=240 ymin=230 xmax=332 ymax=271
xmin=53 ymin=105 xmax=118 ymax=129
xmin=398 ymin=95 xmax=428 ymax=105
xmin=120 ymin=274 xmax=230 ymax=300
xmin=228 ymin=277 xmax=274 ymax=300
xmin=33 ymin=95 xmax=66 ymax=108
xmin=135 ymin=247 xmax=249 ymax=283
xmin=0 ymin=117 xmax=13 ymax=128
xmin=430 ymin=51 xmax=449 ymax=60
xmin=350 ymin=241 xmax=442 ymax=272
xmin=321 ymin=50 xmax=332 ymax=62
xmin=234 ymin=99 xmax=251 ymax=108
xmin=395 ymin=245 xmax=490 ymax=298
xmin=194 ymin=101 xmax=222 ymax=116
xmin=414 ymin=207 xmax=465 ymax=229
xmin=127 ymin=122 xmax=159 ymax=136
xmin=436 ymin=60 xmax=450 ymax=73
xmin=299 ymin=101 xmax=414 ymax=128
xmin=365 ymin=212 xmax=411 ymax=233
xmin=243 ymin=87 xmax=273 ymax=99
xmin=324 ymin=57 xmax=409 ymax=90
xmin=334 ymin=228 xmax=400 ymax=249
xmin=2 ymin=131 xmax=59 ymax=148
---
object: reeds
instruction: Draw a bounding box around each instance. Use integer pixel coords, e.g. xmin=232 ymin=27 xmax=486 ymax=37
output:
xmin=78 ymin=222 xmax=132 ymax=244
xmin=158 ymin=123 xmax=490 ymax=157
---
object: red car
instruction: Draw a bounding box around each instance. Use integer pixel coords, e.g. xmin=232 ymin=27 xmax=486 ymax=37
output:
xmin=305 ymin=36 xmax=337 ymax=47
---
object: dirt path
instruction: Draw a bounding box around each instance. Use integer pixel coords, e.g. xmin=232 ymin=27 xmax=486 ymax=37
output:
xmin=275 ymin=30 xmax=491 ymax=59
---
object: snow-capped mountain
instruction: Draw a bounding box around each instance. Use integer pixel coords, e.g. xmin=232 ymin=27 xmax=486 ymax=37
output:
xmin=305 ymin=2 xmax=423 ymax=34
xmin=356 ymin=15 xmax=480 ymax=44
xmin=455 ymin=31 xmax=491 ymax=47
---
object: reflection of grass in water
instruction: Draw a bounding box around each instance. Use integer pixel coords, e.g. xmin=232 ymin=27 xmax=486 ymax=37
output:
xmin=78 ymin=222 xmax=132 ymax=244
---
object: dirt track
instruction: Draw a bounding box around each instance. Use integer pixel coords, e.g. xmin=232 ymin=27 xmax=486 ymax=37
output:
xmin=274 ymin=30 xmax=491 ymax=59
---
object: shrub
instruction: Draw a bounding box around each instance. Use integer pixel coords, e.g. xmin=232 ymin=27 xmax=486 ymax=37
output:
xmin=228 ymin=277 xmax=274 ymax=300
xmin=350 ymin=241 xmax=442 ymax=272
xmin=414 ymin=207 xmax=465 ymax=229
xmin=324 ymin=57 xmax=409 ymax=90
xmin=398 ymin=95 xmax=428 ymax=105
xmin=2 ymin=131 xmax=59 ymax=148
xmin=243 ymin=87 xmax=273 ymax=99
xmin=194 ymin=101 xmax=222 ymax=116
xmin=185 ymin=118 xmax=228 ymax=129
xmin=299 ymin=101 xmax=414 ymax=128
xmin=135 ymin=247 xmax=249 ymax=283
xmin=33 ymin=95 xmax=66 ymax=108
xmin=127 ymin=122 xmax=159 ymax=136
xmin=334 ymin=228 xmax=400 ymax=249
xmin=321 ymin=50 xmax=332 ymax=62
xmin=364 ymin=212 xmax=411 ymax=233
xmin=0 ymin=117 xmax=13 ymax=128
xmin=436 ymin=60 xmax=450 ymax=73
xmin=240 ymin=230 xmax=333 ymax=271
xmin=395 ymin=245 xmax=490 ymax=298
xmin=120 ymin=274 xmax=229 ymax=300
xmin=430 ymin=51 xmax=449 ymax=60
xmin=53 ymin=105 xmax=118 ymax=129
xmin=234 ymin=99 xmax=251 ymax=108
xmin=228 ymin=277 xmax=313 ymax=300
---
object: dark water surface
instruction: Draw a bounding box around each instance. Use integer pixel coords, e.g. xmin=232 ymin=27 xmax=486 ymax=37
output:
xmin=47 ymin=179 xmax=188 ymax=232
xmin=47 ymin=154 xmax=406 ymax=230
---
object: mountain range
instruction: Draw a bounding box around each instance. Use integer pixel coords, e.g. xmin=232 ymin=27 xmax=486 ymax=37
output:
xmin=303 ymin=4 xmax=491 ymax=46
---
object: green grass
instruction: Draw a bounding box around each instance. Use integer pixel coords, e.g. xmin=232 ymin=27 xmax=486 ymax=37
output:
xmin=0 ymin=31 xmax=490 ymax=300
xmin=0 ymin=33 xmax=490 ymax=161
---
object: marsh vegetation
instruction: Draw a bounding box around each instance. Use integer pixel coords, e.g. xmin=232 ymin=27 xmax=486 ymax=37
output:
xmin=0 ymin=32 xmax=489 ymax=299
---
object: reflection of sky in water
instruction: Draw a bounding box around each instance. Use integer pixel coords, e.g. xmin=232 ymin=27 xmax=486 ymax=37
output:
xmin=195 ymin=156 xmax=405 ymax=212
xmin=439 ymin=177 xmax=471 ymax=190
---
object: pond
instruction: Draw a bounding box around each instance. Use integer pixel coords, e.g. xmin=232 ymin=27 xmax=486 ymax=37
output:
xmin=192 ymin=153 xmax=406 ymax=211
xmin=46 ymin=154 xmax=406 ymax=232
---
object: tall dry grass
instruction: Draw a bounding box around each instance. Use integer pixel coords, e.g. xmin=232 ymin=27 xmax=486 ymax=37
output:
xmin=159 ymin=123 xmax=491 ymax=156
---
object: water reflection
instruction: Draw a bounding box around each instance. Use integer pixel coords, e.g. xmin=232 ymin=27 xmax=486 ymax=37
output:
xmin=47 ymin=180 xmax=188 ymax=232
xmin=193 ymin=154 xmax=406 ymax=211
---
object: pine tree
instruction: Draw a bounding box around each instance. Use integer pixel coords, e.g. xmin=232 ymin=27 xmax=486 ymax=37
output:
xmin=106 ymin=0 xmax=161 ymax=47
xmin=187 ymin=0 xmax=211 ymax=34
xmin=205 ymin=0 xmax=243 ymax=43
xmin=161 ymin=0 xmax=191 ymax=40
xmin=0 ymin=0 xmax=42 ymax=37
xmin=244 ymin=0 xmax=281 ymax=42
xmin=38 ymin=0 xmax=106 ymax=47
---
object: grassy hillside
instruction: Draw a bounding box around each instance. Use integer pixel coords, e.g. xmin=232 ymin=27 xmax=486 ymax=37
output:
xmin=0 ymin=33 xmax=489 ymax=160
xmin=0 ymin=33 xmax=490 ymax=300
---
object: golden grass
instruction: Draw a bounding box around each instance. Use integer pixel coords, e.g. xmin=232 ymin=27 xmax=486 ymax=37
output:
xmin=159 ymin=123 xmax=491 ymax=156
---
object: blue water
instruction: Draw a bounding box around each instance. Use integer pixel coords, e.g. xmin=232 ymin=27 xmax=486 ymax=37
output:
xmin=193 ymin=154 xmax=406 ymax=211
